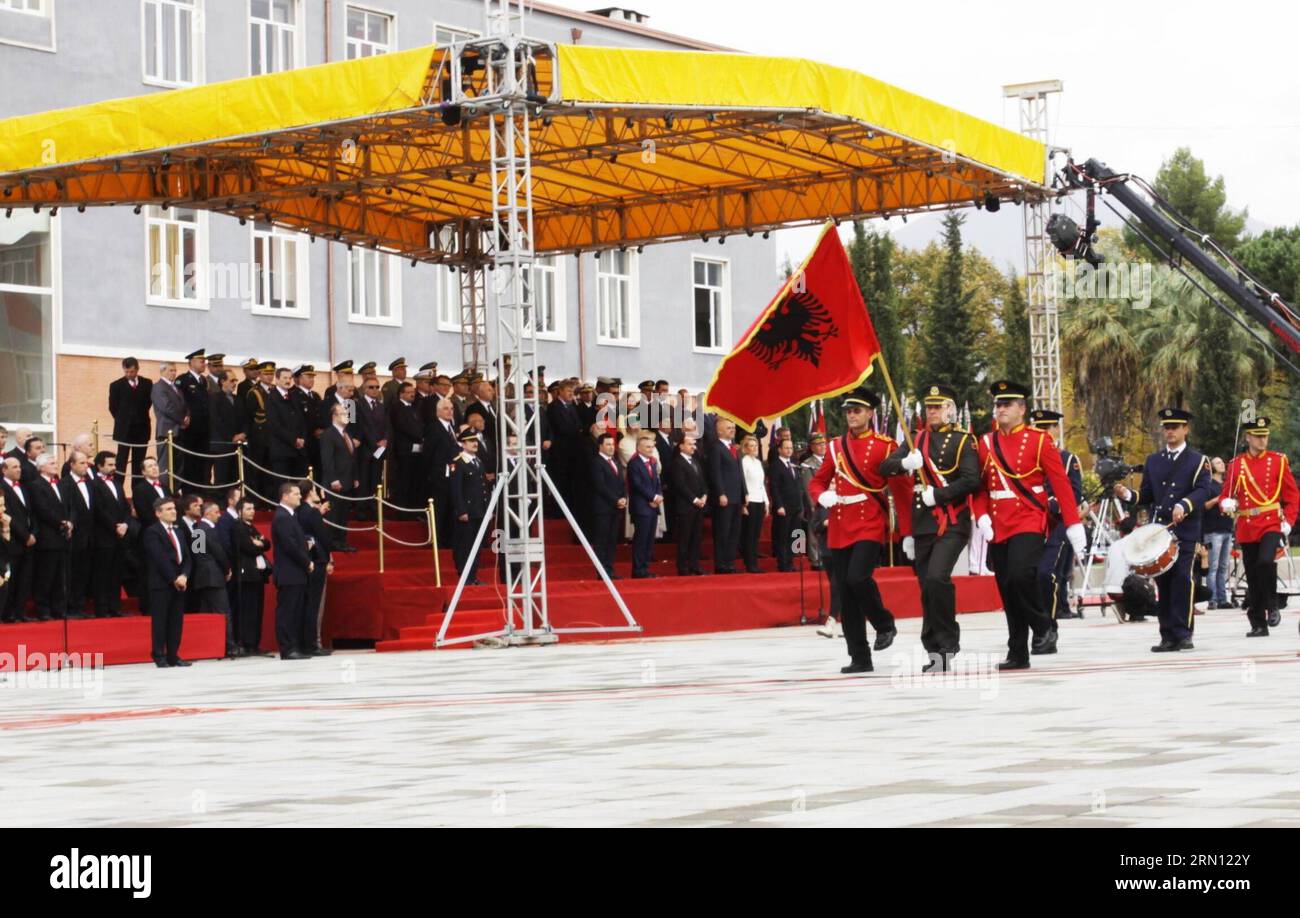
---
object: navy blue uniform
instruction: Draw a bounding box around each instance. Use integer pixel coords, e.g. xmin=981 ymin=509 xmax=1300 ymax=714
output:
xmin=1135 ymin=445 xmax=1215 ymax=644
xmin=1039 ymin=448 xmax=1083 ymax=628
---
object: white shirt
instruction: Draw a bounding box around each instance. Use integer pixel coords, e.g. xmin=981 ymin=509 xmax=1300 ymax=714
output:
xmin=277 ymin=502 xmax=295 ymax=516
xmin=1164 ymin=443 xmax=1187 ymax=461
xmin=226 ymin=506 xmax=239 ymax=521
xmin=741 ymin=455 xmax=768 ymax=504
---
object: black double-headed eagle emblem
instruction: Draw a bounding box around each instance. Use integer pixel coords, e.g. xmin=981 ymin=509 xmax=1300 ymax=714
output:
xmin=745 ymin=287 xmax=839 ymax=369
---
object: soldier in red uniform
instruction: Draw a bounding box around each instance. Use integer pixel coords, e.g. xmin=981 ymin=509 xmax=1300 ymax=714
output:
xmin=1218 ymin=417 xmax=1300 ymax=637
xmin=807 ymin=387 xmax=912 ymax=674
xmin=971 ymin=381 xmax=1086 ymax=670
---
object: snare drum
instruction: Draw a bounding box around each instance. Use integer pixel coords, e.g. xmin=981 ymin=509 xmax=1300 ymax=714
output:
xmin=1125 ymin=523 xmax=1180 ymax=578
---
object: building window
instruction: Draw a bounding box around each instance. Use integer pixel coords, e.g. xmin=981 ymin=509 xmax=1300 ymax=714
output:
xmin=0 ymin=0 xmax=45 ymax=14
xmin=0 ymin=210 xmax=55 ymax=428
xmin=348 ymin=248 xmax=402 ymax=325
xmin=434 ymin=24 xmax=478 ymax=46
xmin=345 ymin=5 xmax=391 ymax=59
xmin=143 ymin=0 xmax=201 ymax=86
xmin=435 ymin=265 xmax=461 ymax=332
xmin=146 ymin=206 xmax=205 ymax=308
xmin=522 ymin=256 xmax=564 ymax=340
xmin=250 ymin=0 xmax=299 ymax=75
xmin=251 ymin=222 xmax=309 ymax=317
xmin=597 ymin=250 xmax=637 ymax=346
xmin=692 ymin=256 xmax=729 ymax=353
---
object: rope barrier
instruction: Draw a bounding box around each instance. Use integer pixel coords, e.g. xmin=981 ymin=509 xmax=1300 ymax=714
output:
xmin=379 ymin=496 xmax=435 ymax=515
xmin=169 ymin=472 xmax=244 ymax=490
xmin=317 ymin=516 xmax=378 ymax=533
xmin=239 ymin=454 xmax=304 ymax=481
xmin=308 ymin=481 xmax=375 ymax=502
xmin=379 ymin=529 xmax=434 ymax=548
xmin=105 ymin=435 xmax=239 ymax=458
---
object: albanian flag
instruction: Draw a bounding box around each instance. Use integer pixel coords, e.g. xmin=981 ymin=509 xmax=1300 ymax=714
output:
xmin=705 ymin=223 xmax=881 ymax=428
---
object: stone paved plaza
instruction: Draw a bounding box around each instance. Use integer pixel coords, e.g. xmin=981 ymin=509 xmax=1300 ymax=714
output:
xmin=2 ymin=608 xmax=1299 ymax=827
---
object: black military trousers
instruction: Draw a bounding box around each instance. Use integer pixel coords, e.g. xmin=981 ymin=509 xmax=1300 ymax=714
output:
xmin=1153 ymin=539 xmax=1198 ymax=643
xmin=1242 ymin=532 xmax=1284 ymax=631
xmin=829 ymin=539 xmax=893 ymax=664
xmin=989 ymin=533 xmax=1051 ymax=662
xmin=454 ymin=515 xmax=485 ymax=581
xmin=1037 ymin=523 xmax=1074 ymax=630
xmin=912 ymin=527 xmax=967 ymax=655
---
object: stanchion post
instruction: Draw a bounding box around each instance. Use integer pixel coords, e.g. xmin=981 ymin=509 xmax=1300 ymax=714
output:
xmin=91 ymin=420 xmax=99 ymax=453
xmin=166 ymin=430 xmax=175 ymax=492
xmin=236 ymin=444 xmax=245 ymax=490
xmin=376 ymin=483 xmax=386 ymax=574
xmin=428 ymin=498 xmax=441 ymax=588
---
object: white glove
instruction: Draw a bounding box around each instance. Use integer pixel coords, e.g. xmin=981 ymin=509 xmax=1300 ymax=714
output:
xmin=920 ymin=485 xmax=936 ymax=507
xmin=977 ymin=514 xmax=994 ymax=541
xmin=1066 ymin=523 xmax=1087 ymax=558
xmin=1283 ymin=520 xmax=1292 ymax=537
xmin=817 ymin=489 xmax=837 ymax=509
xmin=1219 ymin=498 xmax=1238 ymax=514
xmin=902 ymin=536 xmax=915 ymax=561
xmin=901 ymin=449 xmax=924 ymax=472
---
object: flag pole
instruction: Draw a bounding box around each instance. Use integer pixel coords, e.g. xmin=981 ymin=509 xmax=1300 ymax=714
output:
xmin=874 ymin=353 xmax=915 ymax=451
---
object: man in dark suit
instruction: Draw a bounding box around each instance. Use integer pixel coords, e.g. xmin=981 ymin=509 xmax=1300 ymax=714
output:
xmin=192 ymin=499 xmax=237 ymax=657
xmin=320 ymin=403 xmax=358 ymax=552
xmin=242 ymin=361 xmax=275 ymax=506
xmin=389 ymin=381 xmax=425 ymax=509
xmin=214 ymin=486 xmax=243 ymax=632
xmin=266 ymin=367 xmax=306 ymax=479
xmin=355 ymin=375 xmax=389 ymax=519
xmin=176 ymin=349 xmax=212 ymax=492
xmin=424 ymin=396 xmax=460 ymax=546
xmin=546 ymin=381 xmax=584 ymax=516
xmin=108 ymin=356 xmax=153 ymax=482
xmin=627 ymin=434 xmax=664 ymax=579
xmin=30 ymin=454 xmax=71 ymax=621
xmin=132 ymin=458 xmax=172 ymax=531
xmin=297 ymin=485 xmax=334 ymax=655
xmin=654 ymin=419 xmax=678 ymax=541
xmin=141 ymin=496 xmax=192 ymax=667
xmin=232 ymin=497 xmax=273 ymax=656
xmin=449 ymin=429 xmax=489 ymax=585
xmin=0 ymin=457 xmax=35 ymax=621
xmin=291 ymin=365 xmax=324 ymax=478
xmin=151 ymin=362 xmax=188 ymax=484
xmin=90 ymin=451 xmax=132 ymax=618
xmin=706 ymin=418 xmax=744 ymax=574
xmin=59 ymin=450 xmax=94 ymax=619
xmin=671 ymin=436 xmax=708 ymax=576
xmin=270 ymin=481 xmax=314 ymax=660
xmin=19 ymin=436 xmax=44 ymax=484
xmin=589 ymin=433 xmax=626 ymax=579
xmin=209 ymin=369 xmax=243 ymax=491
xmin=768 ymin=437 xmax=803 ymax=573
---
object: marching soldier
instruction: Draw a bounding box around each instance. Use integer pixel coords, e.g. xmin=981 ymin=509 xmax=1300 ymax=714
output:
xmin=450 ymin=428 xmax=489 ymax=586
xmin=806 ymin=387 xmax=912 ymax=674
xmin=1113 ymin=407 xmax=1216 ymax=651
xmin=880 ymin=384 xmax=980 ymax=672
xmin=972 ymin=381 xmax=1086 ymax=670
xmin=1029 ymin=409 xmax=1084 ymax=627
xmin=1218 ymin=417 xmax=1300 ymax=638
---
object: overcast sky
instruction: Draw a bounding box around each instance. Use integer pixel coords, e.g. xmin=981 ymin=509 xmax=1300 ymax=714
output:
xmin=628 ymin=0 xmax=1299 ymax=267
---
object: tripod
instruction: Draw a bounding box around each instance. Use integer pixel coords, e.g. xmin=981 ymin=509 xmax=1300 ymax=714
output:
xmin=1076 ymin=494 xmax=1127 ymax=621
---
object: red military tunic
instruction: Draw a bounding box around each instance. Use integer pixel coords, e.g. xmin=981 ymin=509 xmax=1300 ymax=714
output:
xmin=807 ymin=430 xmax=912 ymax=548
xmin=972 ymin=423 xmax=1081 ymax=542
xmin=1221 ymin=450 xmax=1300 ymax=544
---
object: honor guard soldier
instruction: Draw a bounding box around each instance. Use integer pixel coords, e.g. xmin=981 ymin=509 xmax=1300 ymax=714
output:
xmin=880 ymin=384 xmax=980 ymax=672
xmin=381 ymin=358 xmax=408 ymax=406
xmin=1028 ymin=409 xmax=1084 ymax=627
xmin=972 ymin=381 xmax=1086 ymax=669
xmin=1114 ymin=408 xmax=1216 ymax=652
xmin=807 ymin=387 xmax=912 ymax=674
xmin=450 ymin=428 xmax=489 ymax=586
xmin=1219 ymin=417 xmax=1300 ymax=638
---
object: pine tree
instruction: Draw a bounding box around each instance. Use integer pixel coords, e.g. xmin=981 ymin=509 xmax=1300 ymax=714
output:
xmin=1000 ymin=271 xmax=1032 ymax=388
xmin=1188 ymin=303 xmax=1242 ymax=459
xmin=918 ymin=213 xmax=979 ymax=408
xmin=847 ymin=222 xmax=907 ymax=397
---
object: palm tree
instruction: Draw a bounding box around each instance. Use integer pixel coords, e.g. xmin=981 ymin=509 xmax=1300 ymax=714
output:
xmin=1061 ymin=297 xmax=1144 ymax=445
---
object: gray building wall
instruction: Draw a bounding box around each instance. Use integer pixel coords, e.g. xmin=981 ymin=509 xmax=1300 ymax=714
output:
xmin=1 ymin=1 xmax=776 ymax=395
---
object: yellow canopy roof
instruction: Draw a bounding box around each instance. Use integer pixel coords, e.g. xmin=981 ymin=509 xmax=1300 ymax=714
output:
xmin=0 ymin=42 xmax=1046 ymax=262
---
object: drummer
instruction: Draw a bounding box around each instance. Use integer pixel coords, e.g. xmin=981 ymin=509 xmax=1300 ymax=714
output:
xmin=1113 ymin=408 xmax=1215 ymax=652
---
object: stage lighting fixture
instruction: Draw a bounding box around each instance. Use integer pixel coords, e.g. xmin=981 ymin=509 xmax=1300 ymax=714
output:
xmin=133 ymin=205 xmax=142 ymax=215
xmin=440 ymin=104 xmax=462 ymax=127
xmin=49 ymin=207 xmax=58 ymax=216
xmin=983 ymin=193 xmax=1001 ymax=212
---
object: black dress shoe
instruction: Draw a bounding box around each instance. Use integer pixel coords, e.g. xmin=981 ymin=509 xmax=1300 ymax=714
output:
xmin=282 ymin=651 xmax=311 ymax=660
xmin=1031 ymin=631 xmax=1058 ymax=655
xmin=1128 ymin=614 xmax=1147 ymax=622
xmin=1268 ymin=611 xmax=1282 ymax=627
xmin=873 ymin=630 xmax=896 ymax=651
xmin=840 ymin=660 xmax=874 ymax=674
xmin=922 ymin=653 xmax=953 ymax=674
xmin=997 ymin=658 xmax=1030 ymax=671
xmin=311 ymin=647 xmax=333 ymax=656
xmin=467 ymin=578 xmax=485 ymax=586
xmin=169 ymin=658 xmax=192 ymax=667
xmin=1174 ymin=638 xmax=1194 ymax=651
xmin=154 ymin=658 xmax=172 ymax=668
xmin=1151 ymin=640 xmax=1178 ymax=652
xmin=1246 ymin=627 xmax=1270 ymax=637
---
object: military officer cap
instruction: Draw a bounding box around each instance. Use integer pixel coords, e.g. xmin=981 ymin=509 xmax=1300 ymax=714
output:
xmin=655 ymin=379 xmax=669 ymax=388
xmin=596 ymin=376 xmax=614 ymax=386
xmin=332 ymin=360 xmax=354 ymax=374
xmin=388 ymin=358 xmax=406 ymax=372
xmin=259 ymin=361 xmax=277 ymax=372
xmin=989 ymin=379 xmax=1028 ymax=401
xmin=1158 ymin=407 xmax=1193 ymax=426
xmin=1244 ymin=416 xmax=1271 ymax=435
xmin=457 ymin=428 xmax=481 ymax=442
xmin=610 ymin=377 xmax=623 ymax=387
xmin=922 ymin=384 xmax=958 ymax=405
xmin=414 ymin=368 xmax=434 ymax=381
xmin=294 ymin=364 xmax=315 ymax=377
xmin=419 ymin=361 xmax=438 ymax=372
xmin=841 ymin=386 xmax=880 ymax=409
xmin=242 ymin=358 xmax=260 ymax=371
xmin=579 ymin=382 xmax=594 ymax=393
xmin=1029 ymin=408 xmax=1064 ymax=429
xmin=357 ymin=361 xmax=377 ymax=375
xmin=207 ymin=353 xmax=226 ymax=366
xmin=547 ymin=381 xmax=561 ymax=393
xmin=809 ymin=432 xmax=826 ymax=444
xmin=638 ymin=379 xmax=655 ymax=391
xmin=185 ymin=348 xmax=205 ymax=360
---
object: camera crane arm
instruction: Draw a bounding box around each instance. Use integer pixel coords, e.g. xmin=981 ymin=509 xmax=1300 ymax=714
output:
xmin=1054 ymin=157 xmax=1300 ymax=366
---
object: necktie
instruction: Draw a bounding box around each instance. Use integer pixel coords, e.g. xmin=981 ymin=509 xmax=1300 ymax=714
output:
xmin=729 ymin=443 xmax=738 ymax=459
xmin=167 ymin=526 xmax=182 ymax=563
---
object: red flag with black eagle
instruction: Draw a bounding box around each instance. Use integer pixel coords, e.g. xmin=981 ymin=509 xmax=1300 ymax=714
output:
xmin=705 ymin=223 xmax=881 ymax=428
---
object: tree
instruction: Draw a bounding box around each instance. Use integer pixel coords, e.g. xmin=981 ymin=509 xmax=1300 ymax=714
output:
xmin=999 ymin=271 xmax=1032 ymax=389
xmin=1236 ymin=226 xmax=1300 ymax=305
xmin=847 ymin=222 xmax=908 ymax=397
xmin=917 ymin=213 xmax=980 ymax=410
xmin=1124 ymin=147 xmax=1248 ymax=254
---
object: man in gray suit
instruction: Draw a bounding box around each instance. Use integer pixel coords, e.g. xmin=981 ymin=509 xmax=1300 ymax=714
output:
xmin=151 ymin=362 xmax=188 ymax=483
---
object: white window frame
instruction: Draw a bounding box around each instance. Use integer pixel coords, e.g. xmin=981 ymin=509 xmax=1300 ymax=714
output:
xmin=0 ymin=0 xmax=46 ymax=15
xmin=250 ymin=222 xmax=310 ymax=318
xmin=248 ymin=0 xmax=302 ymax=76
xmin=596 ymin=249 xmax=639 ymax=348
xmin=344 ymin=3 xmax=393 ymax=59
xmin=347 ymin=248 xmax=403 ymax=327
xmin=522 ymin=255 xmax=566 ymax=341
xmin=0 ymin=209 xmax=58 ymax=433
xmin=691 ymin=255 xmax=731 ymax=355
xmin=433 ymin=23 xmax=479 ymax=46
xmin=142 ymin=0 xmax=204 ymax=88
xmin=435 ymin=265 xmax=463 ymax=333
xmin=144 ymin=206 xmax=208 ymax=310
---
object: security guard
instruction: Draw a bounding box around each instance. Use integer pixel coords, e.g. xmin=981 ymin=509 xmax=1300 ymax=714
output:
xmin=450 ymin=428 xmax=490 ymax=586
xmin=1029 ymin=409 xmax=1084 ymax=628
xmin=972 ymin=381 xmax=1086 ymax=669
xmin=806 ymin=387 xmax=913 ymax=674
xmin=880 ymin=384 xmax=980 ymax=672
xmin=1114 ymin=407 xmax=1215 ymax=652
xmin=1218 ymin=417 xmax=1300 ymax=637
